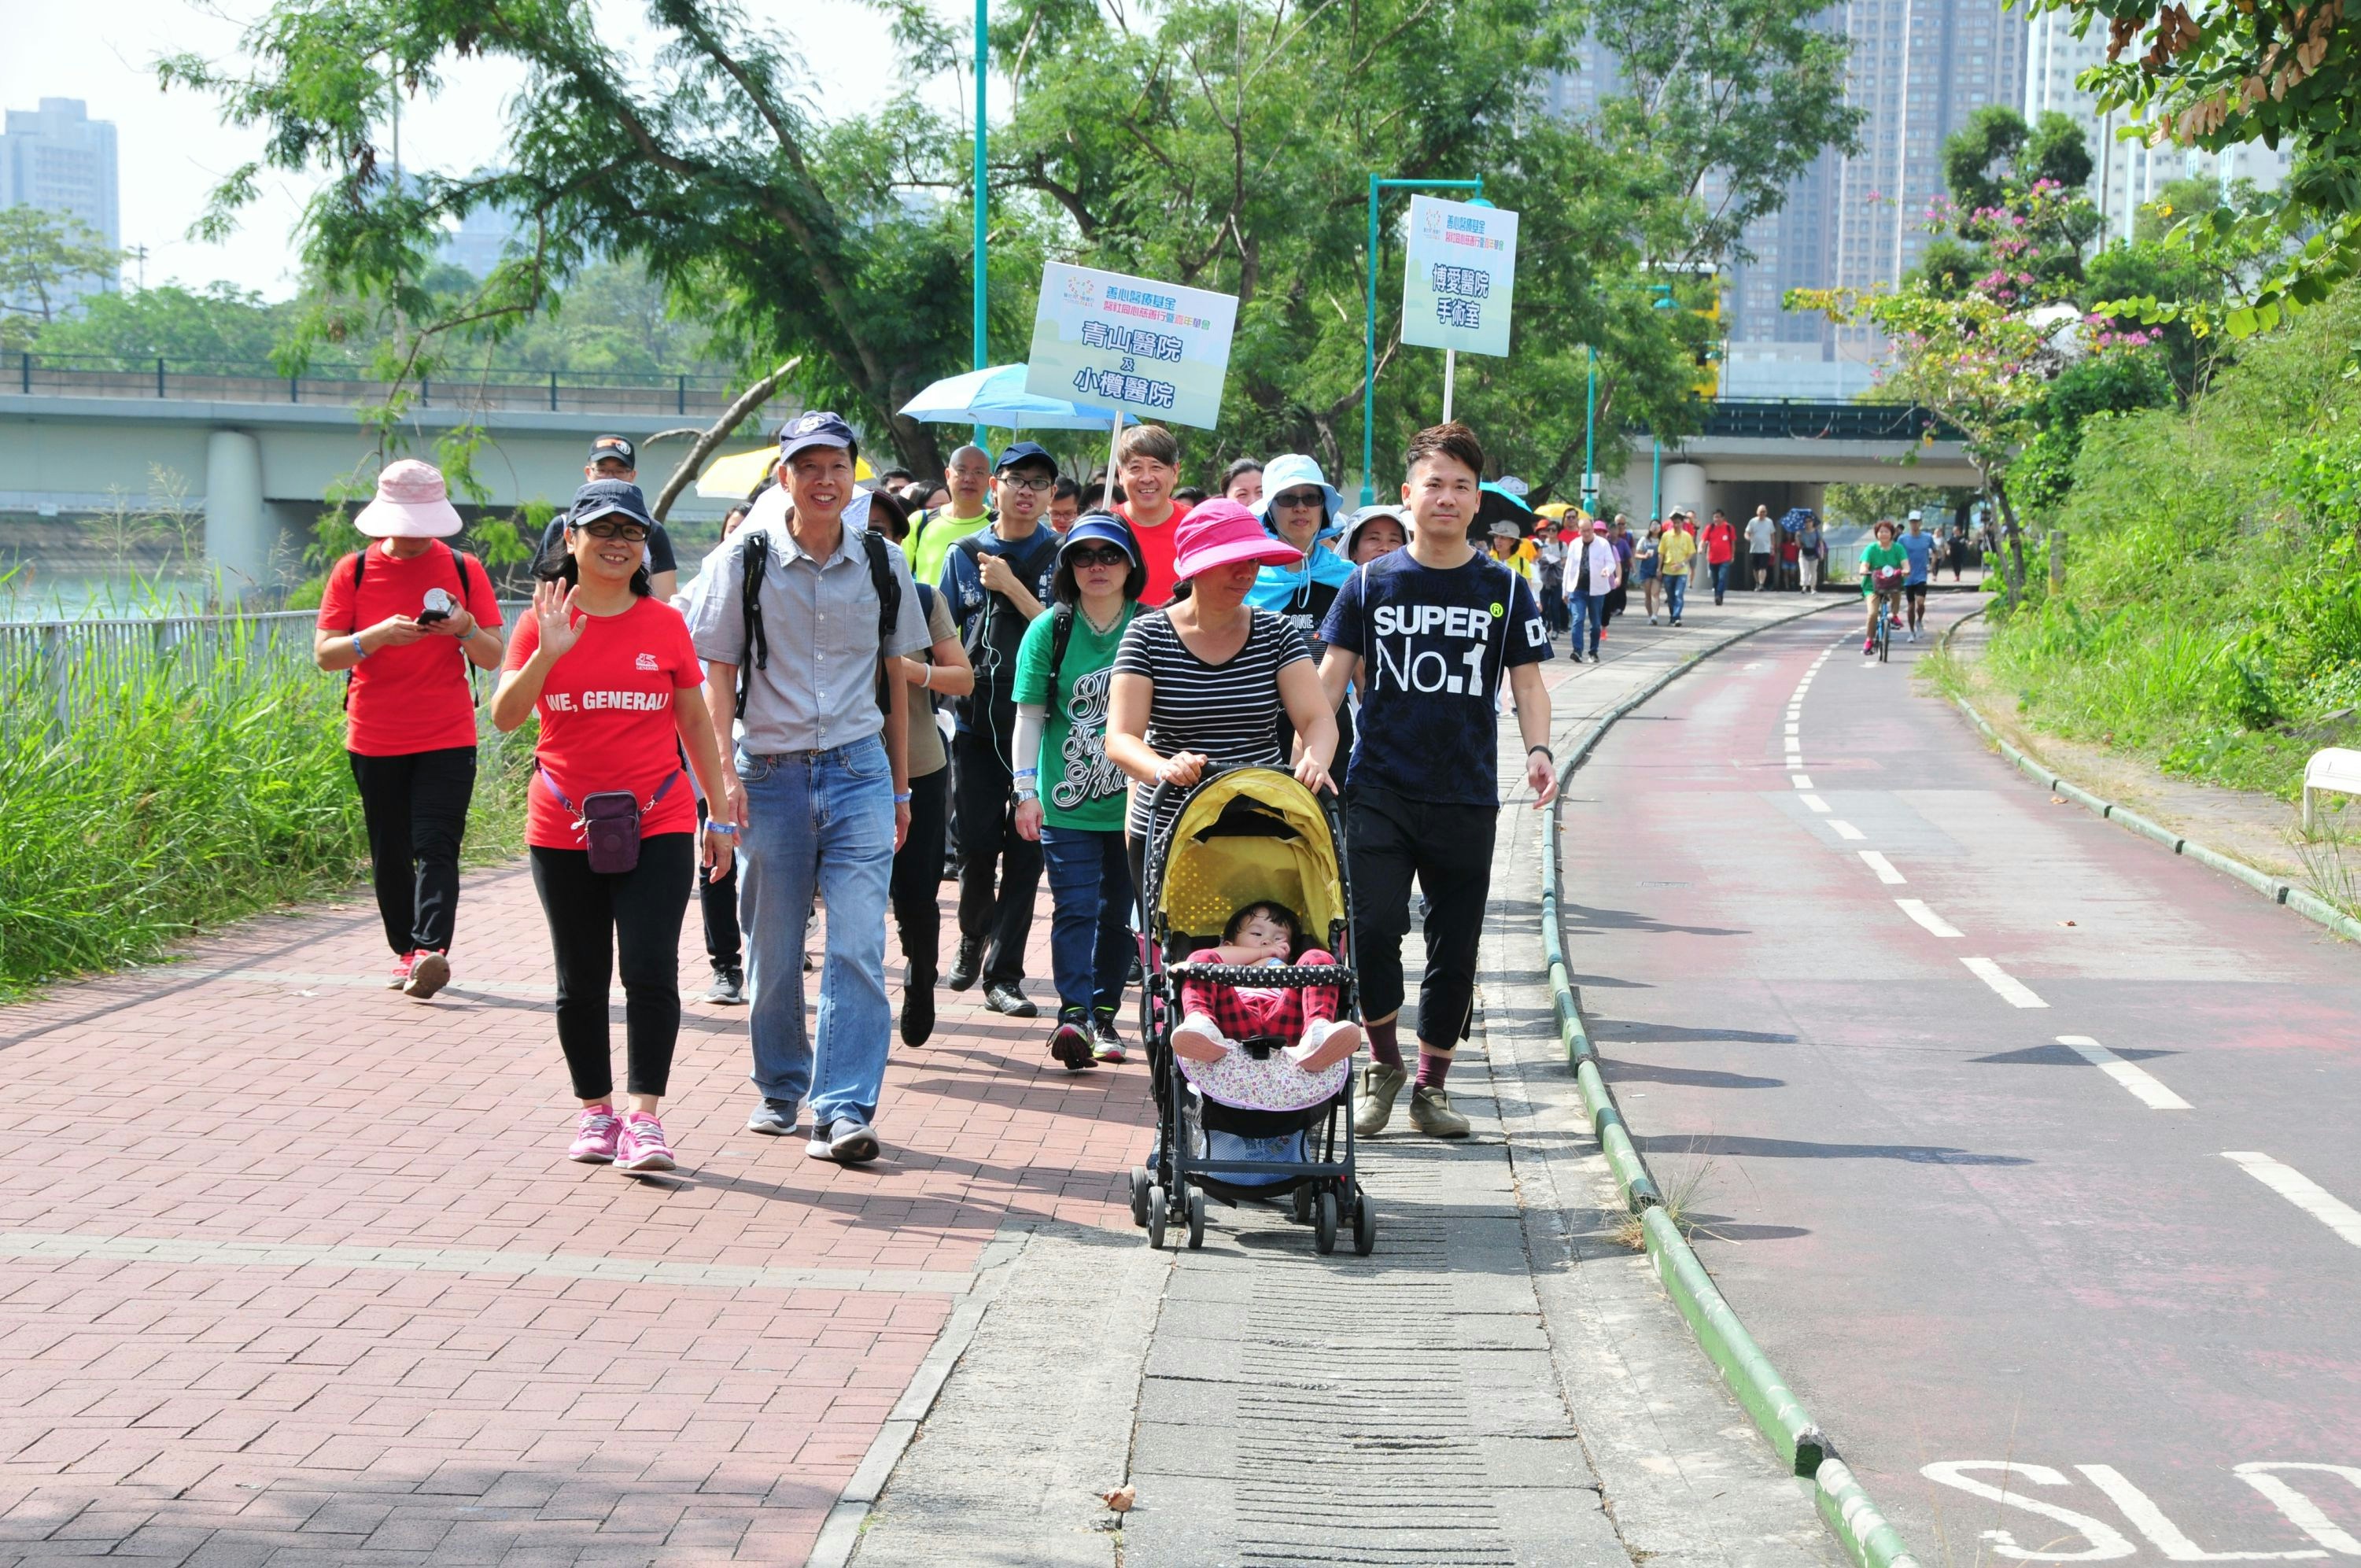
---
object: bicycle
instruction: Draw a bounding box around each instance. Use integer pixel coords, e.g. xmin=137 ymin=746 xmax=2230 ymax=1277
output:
xmin=1866 ymin=570 xmax=1905 ymax=662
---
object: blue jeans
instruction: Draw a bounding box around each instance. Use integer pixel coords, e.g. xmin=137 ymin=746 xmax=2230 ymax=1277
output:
xmin=1039 ymin=823 xmax=1135 ymax=1019
xmin=1567 ymin=592 xmax=1610 ymax=655
xmin=738 ymin=735 xmax=895 ymax=1127
xmin=1710 ymin=561 xmax=1731 ymax=602
xmin=1663 ymin=573 xmax=1688 ymax=621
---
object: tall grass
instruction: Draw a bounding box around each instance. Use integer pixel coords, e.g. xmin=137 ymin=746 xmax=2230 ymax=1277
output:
xmin=1 ymin=610 xmax=531 ymax=1000
xmin=1983 ymin=282 xmax=2361 ymax=799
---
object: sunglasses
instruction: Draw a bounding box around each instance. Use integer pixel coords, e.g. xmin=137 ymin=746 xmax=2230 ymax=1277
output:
xmin=1271 ymin=489 xmax=1325 ymax=509
xmin=576 ymin=518 xmax=650 ymax=543
xmin=1068 ymin=546 xmax=1130 ymax=569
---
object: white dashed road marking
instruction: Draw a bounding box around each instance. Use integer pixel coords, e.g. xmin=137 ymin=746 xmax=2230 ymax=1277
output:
xmin=1829 ymin=820 xmax=1865 ymax=842
xmin=1894 ymin=898 xmax=1961 ymax=937
xmin=1800 ymin=794 xmax=1832 ymax=814
xmin=1961 ymin=956 xmax=2047 ymax=1008
xmin=2223 ymin=1153 xmax=2361 ymax=1249
xmin=1857 ymin=850 xmax=1905 ymax=884
xmin=1791 ymin=773 xmax=1813 ymax=789
xmin=2058 ymin=1035 xmax=2191 ymax=1111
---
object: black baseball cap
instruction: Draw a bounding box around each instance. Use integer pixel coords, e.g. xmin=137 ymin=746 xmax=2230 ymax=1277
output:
xmin=586 ymin=434 xmax=636 ymax=469
xmin=994 ymin=440 xmax=1055 ymax=474
xmin=568 ymin=478 xmax=655 ymax=529
xmin=778 ymin=410 xmax=859 ymax=462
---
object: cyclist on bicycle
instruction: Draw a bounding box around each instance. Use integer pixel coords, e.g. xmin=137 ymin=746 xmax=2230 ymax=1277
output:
xmin=1861 ymin=519 xmax=1907 ymax=657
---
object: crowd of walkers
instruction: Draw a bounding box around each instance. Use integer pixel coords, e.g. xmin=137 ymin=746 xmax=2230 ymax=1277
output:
xmin=325 ymin=413 xmax=1964 ymax=1171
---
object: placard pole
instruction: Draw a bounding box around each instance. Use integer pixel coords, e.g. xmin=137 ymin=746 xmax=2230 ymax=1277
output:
xmin=1105 ymin=412 xmax=1123 ymax=509
xmin=1442 ymin=349 xmax=1457 ymax=424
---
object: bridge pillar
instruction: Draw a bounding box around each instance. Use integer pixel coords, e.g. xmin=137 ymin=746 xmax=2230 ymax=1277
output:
xmin=203 ymin=430 xmax=269 ymax=603
xmin=1662 ymin=462 xmax=1710 ymax=523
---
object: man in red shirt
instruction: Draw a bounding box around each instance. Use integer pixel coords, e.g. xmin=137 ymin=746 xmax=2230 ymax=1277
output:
xmin=1114 ymin=422 xmax=1192 ymax=607
xmin=313 ymin=460 xmax=507 ymax=998
xmin=1703 ymin=508 xmax=1738 ymax=606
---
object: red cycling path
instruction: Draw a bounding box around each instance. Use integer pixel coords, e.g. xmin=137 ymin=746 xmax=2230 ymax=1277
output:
xmin=1561 ymin=590 xmax=2361 ymax=1558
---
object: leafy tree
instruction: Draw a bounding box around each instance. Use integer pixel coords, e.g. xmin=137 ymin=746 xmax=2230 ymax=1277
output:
xmin=2026 ymin=0 xmax=2361 ymax=335
xmin=29 ymin=282 xmax=290 ymax=367
xmin=1914 ymin=108 xmax=2100 ymax=297
xmin=0 ymin=205 xmax=122 ymax=350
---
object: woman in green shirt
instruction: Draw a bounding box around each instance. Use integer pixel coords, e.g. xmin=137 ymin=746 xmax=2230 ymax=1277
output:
xmin=1013 ymin=515 xmax=1147 ymax=1069
xmin=1860 ymin=518 xmax=1908 ymax=655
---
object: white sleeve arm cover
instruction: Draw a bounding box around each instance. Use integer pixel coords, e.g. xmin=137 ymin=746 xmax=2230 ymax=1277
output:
xmin=1012 ymin=702 xmax=1047 ymax=777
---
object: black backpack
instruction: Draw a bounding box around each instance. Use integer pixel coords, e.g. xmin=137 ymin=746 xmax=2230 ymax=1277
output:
xmin=342 ymin=543 xmax=478 ymax=710
xmin=734 ymin=523 xmax=901 ymax=720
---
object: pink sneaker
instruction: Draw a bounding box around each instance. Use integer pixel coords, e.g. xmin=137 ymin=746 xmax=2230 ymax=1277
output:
xmin=616 ymin=1113 xmax=676 ymax=1173
xmin=568 ymin=1105 xmax=621 ymax=1164
xmin=387 ymin=952 xmax=417 ymax=991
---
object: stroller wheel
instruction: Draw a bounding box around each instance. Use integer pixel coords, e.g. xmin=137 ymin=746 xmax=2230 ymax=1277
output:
xmin=1186 ymin=1190 xmax=1207 ymax=1250
xmin=1313 ymin=1190 xmax=1339 ymax=1256
xmin=1351 ymin=1189 xmax=1376 ymax=1256
xmin=1146 ymin=1186 xmax=1169 ymax=1250
xmin=1289 ymin=1185 xmax=1313 ymax=1225
xmin=1129 ymin=1167 xmax=1151 ymax=1229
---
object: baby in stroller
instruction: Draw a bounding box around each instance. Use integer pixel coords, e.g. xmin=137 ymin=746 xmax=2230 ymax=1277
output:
xmin=1170 ymin=901 xmax=1363 ymax=1112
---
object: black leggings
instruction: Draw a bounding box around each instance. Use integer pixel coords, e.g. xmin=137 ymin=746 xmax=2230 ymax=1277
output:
xmin=529 ymin=833 xmax=695 ymax=1101
xmin=1345 ymin=786 xmax=1496 ymax=1050
xmin=891 ymin=767 xmax=952 ymax=982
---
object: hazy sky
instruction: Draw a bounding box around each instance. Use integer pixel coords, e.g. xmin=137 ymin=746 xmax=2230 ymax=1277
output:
xmin=2 ymin=0 xmax=970 ymax=301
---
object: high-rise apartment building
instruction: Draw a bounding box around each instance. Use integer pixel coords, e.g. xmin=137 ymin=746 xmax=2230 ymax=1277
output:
xmin=2022 ymin=13 xmax=2291 ymax=245
xmin=0 ymin=98 xmax=121 ymax=311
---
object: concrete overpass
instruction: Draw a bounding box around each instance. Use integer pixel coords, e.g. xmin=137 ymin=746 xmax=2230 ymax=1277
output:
xmin=0 ymin=356 xmax=791 ymax=600
xmin=1614 ymin=399 xmax=1980 ymax=521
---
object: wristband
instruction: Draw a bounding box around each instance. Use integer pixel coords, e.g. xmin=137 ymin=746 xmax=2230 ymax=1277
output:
xmin=1528 ymin=745 xmax=1555 ymax=762
xmin=350 ymin=635 xmax=368 ymax=661
xmin=894 ymin=791 xmax=913 ymax=805
xmin=706 ymin=821 xmax=737 ymax=836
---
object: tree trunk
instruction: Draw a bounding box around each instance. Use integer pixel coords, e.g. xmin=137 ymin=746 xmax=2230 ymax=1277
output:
xmin=1992 ymin=474 xmax=2029 ymax=608
xmin=649 ymin=359 xmax=801 ymax=522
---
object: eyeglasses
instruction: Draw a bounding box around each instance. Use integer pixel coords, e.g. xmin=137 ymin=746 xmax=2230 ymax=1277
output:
xmin=998 ymin=473 xmax=1056 ymax=494
xmin=1271 ymin=489 xmax=1325 ymax=509
xmin=1068 ymin=546 xmax=1129 ymax=568
xmin=576 ymin=518 xmax=650 ymax=543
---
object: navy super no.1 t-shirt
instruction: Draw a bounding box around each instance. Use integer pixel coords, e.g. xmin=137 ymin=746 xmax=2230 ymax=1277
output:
xmin=1320 ymin=549 xmax=1552 ymax=806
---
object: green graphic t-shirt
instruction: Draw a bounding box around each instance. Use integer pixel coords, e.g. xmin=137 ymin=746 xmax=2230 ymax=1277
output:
xmin=1013 ymin=601 xmax=1138 ymax=832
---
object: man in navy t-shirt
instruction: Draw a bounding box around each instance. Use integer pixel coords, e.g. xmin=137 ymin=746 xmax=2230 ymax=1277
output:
xmin=1319 ymin=422 xmax=1556 ymax=1140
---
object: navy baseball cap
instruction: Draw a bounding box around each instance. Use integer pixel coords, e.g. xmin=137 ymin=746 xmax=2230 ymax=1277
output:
xmin=585 ymin=434 xmax=636 ymax=468
xmin=994 ymin=440 xmax=1055 ymax=473
xmin=568 ymin=478 xmax=655 ymax=529
xmin=777 ymin=410 xmax=859 ymax=462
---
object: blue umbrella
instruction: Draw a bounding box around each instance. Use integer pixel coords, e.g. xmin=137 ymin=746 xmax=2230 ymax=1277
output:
xmin=898 ymin=364 xmax=1123 ymax=431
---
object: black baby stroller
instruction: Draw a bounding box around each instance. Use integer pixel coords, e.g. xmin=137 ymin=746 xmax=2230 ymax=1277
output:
xmin=1127 ymin=764 xmax=1375 ymax=1256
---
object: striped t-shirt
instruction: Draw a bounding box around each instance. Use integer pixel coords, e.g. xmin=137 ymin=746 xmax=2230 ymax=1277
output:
xmin=1112 ymin=607 xmax=1311 ymax=839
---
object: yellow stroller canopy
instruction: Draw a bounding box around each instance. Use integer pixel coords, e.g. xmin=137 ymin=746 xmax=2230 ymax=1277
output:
xmin=1155 ymin=769 xmax=1345 ymax=943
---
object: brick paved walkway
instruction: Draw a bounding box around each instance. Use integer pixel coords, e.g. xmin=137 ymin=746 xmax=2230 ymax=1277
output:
xmin=0 ymin=855 xmax=1145 ymax=1566
xmin=0 ymin=586 xmax=1830 ymax=1566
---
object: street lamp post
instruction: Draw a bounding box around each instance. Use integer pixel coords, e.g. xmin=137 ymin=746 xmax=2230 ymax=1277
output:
xmin=1582 ymin=345 xmax=1597 ymax=515
xmin=1362 ymin=173 xmax=1484 ymax=505
xmin=1648 ymin=282 xmax=1676 ymax=522
xmin=972 ymin=0 xmax=990 ymax=452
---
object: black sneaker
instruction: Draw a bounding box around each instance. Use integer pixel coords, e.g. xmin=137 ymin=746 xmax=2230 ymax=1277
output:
xmin=1128 ymin=954 xmax=1145 ymax=987
xmin=985 ymin=982 xmax=1038 ymax=1018
xmin=1050 ymin=1013 xmax=1094 ymax=1071
xmin=946 ymin=938 xmax=984 ymax=992
xmin=1091 ymin=1010 xmax=1127 ymax=1064
xmin=900 ymin=971 xmax=935 ymax=1046
xmin=702 ymin=967 xmax=746 ymax=1005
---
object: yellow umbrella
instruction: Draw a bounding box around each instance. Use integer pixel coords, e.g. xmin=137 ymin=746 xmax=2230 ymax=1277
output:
xmin=695 ymin=447 xmax=873 ymax=500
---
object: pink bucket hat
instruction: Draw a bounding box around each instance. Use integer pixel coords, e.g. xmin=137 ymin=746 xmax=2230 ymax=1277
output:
xmin=1171 ymin=499 xmax=1302 ymax=581
xmin=354 ymin=459 xmax=463 ymax=538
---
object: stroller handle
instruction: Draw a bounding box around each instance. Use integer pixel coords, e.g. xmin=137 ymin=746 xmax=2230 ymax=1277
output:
xmin=1165 ymin=961 xmax=1356 ymax=988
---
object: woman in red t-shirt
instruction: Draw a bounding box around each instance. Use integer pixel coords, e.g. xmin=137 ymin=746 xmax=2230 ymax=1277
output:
xmin=492 ymin=487 xmax=734 ymax=1175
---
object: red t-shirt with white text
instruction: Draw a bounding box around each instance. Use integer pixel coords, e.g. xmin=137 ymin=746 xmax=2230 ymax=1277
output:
xmin=1704 ymin=522 xmax=1736 ymax=565
xmin=504 ymin=596 xmax=702 ymax=851
xmin=1120 ymin=502 xmax=1190 ymax=608
xmin=315 ymin=542 xmax=505 ymax=756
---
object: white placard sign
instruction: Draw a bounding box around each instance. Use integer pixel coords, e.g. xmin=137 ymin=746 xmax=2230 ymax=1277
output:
xmin=1024 ymin=262 xmax=1239 ymax=430
xmin=1400 ymin=195 xmax=1518 ymax=359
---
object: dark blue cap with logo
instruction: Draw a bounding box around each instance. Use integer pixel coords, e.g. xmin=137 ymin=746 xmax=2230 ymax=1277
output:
xmin=568 ymin=478 xmax=655 ymax=529
xmin=994 ymin=440 xmax=1055 ymax=474
xmin=777 ymin=410 xmax=858 ymax=462
xmin=585 ymin=434 xmax=636 ymax=468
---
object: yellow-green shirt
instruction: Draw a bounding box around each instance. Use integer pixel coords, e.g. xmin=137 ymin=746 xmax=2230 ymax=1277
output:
xmin=1658 ymin=529 xmax=1697 ymax=575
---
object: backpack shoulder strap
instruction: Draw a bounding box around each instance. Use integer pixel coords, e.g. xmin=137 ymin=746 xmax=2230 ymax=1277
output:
xmin=859 ymin=527 xmax=901 ymax=716
xmin=349 ymin=548 xmax=368 ymax=631
xmin=1046 ymin=603 xmax=1079 ymax=691
xmin=734 ymin=528 xmax=770 ymax=719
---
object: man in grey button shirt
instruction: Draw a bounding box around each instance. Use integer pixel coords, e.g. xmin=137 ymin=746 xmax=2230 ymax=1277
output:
xmin=692 ymin=411 xmax=929 ymax=1165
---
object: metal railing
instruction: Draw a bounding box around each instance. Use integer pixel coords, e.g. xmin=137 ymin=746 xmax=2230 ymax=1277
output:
xmin=4 ymin=352 xmax=747 ymax=419
xmin=1698 ymin=398 xmax=1962 ymax=443
xmin=2 ymin=603 xmax=528 ymax=738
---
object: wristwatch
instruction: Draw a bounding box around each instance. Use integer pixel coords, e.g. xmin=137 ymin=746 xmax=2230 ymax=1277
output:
xmin=1014 ymin=787 xmax=1041 ymax=804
